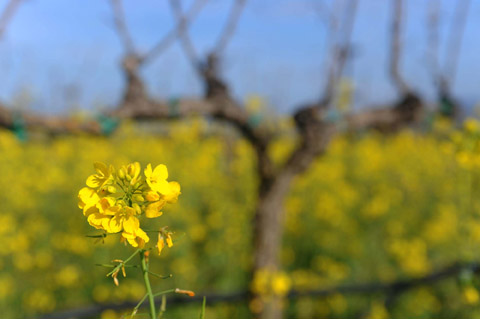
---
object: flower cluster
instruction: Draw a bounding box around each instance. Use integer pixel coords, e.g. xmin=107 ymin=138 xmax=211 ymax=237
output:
xmin=78 ymin=162 xmax=180 ymax=248
xmin=251 ymin=268 xmax=291 ymax=298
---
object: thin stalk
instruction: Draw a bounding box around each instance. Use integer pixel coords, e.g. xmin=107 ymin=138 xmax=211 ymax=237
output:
xmin=152 ymin=288 xmax=175 ymax=298
xmin=199 ymin=296 xmax=206 ymax=319
xmin=96 ymin=263 xmax=139 ymax=268
xmin=140 ymin=250 xmax=157 ymax=319
xmin=158 ymin=294 xmax=166 ymax=319
xmin=148 ymin=271 xmax=172 ymax=279
xmin=106 ymin=248 xmax=141 ymax=277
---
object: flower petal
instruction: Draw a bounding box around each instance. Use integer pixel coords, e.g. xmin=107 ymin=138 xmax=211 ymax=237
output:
xmin=122 ymin=215 xmax=139 ymax=234
xmin=153 ymin=164 xmax=168 ymax=180
xmin=86 ymin=175 xmax=101 ymax=188
xmin=94 ymin=162 xmax=108 ymax=176
xmin=153 ymin=180 xmax=171 ymax=195
xmin=106 ymin=215 xmax=123 ymax=233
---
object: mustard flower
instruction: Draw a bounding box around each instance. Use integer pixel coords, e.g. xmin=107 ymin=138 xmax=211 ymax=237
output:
xmin=78 ymin=162 xmax=180 ymax=248
xmin=144 ymin=164 xmax=171 ymax=195
xmin=86 ymin=162 xmax=114 ymax=189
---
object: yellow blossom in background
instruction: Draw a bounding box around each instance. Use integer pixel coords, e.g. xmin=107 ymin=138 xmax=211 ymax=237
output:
xmin=463 ymin=287 xmax=480 ymax=305
xmin=271 ymin=272 xmax=291 ymax=296
xmin=0 ymin=275 xmax=13 ymax=300
xmin=56 ymin=265 xmax=80 ymax=287
xmin=251 ymin=268 xmax=291 ymax=298
xmin=368 ymin=301 xmax=389 ymax=319
xmin=464 ymin=118 xmax=480 ymax=134
xmin=100 ymin=309 xmax=119 ymax=319
xmin=24 ymin=289 xmax=56 ymax=313
xmin=3 ymin=117 xmax=480 ymax=318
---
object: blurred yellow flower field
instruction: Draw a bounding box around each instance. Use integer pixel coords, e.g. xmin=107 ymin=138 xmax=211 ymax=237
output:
xmin=1 ymin=118 xmax=480 ymax=318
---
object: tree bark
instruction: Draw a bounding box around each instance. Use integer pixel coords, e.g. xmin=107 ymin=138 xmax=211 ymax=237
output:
xmin=118 ymin=55 xmax=151 ymax=113
xmin=251 ymin=173 xmax=294 ymax=319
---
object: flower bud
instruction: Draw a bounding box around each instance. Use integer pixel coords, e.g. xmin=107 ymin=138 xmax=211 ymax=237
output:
xmin=133 ymin=203 xmax=142 ymax=215
xmin=133 ymin=194 xmax=144 ymax=202
xmin=107 ymin=186 xmax=117 ymax=194
xmin=117 ymin=168 xmax=125 ymax=180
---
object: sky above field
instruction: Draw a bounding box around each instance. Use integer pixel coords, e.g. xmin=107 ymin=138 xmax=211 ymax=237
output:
xmin=0 ymin=0 xmax=479 ymax=114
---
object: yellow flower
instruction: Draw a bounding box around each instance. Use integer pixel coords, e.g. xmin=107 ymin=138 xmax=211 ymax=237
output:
xmin=271 ymin=272 xmax=291 ymax=296
xmin=82 ymin=196 xmax=116 ymax=230
xmin=78 ymin=187 xmax=100 ymax=216
xmin=164 ymin=181 xmax=181 ymax=203
xmin=143 ymin=182 xmax=180 ymax=218
xmin=97 ymin=197 xmax=116 ymax=213
xmin=122 ymin=228 xmax=149 ymax=248
xmin=464 ymin=118 xmax=480 ymax=134
xmin=119 ymin=162 xmax=141 ymax=185
xmin=157 ymin=235 xmax=165 ymax=255
xmin=166 ymin=234 xmax=173 ymax=247
xmin=251 ymin=269 xmax=291 ymax=297
xmin=145 ymin=201 xmax=165 ymax=218
xmin=156 ymin=228 xmax=173 ymax=255
xmin=87 ymin=212 xmax=110 ymax=230
xmin=464 ymin=287 xmax=480 ymax=304
xmin=145 ymin=190 xmax=160 ymax=202
xmin=79 ymin=161 xmax=180 ymax=248
xmin=143 ymin=182 xmax=180 ymax=217
xmin=105 ymin=206 xmax=140 ymax=234
xmin=86 ymin=162 xmax=114 ymax=189
xmin=144 ymin=164 xmax=171 ymax=194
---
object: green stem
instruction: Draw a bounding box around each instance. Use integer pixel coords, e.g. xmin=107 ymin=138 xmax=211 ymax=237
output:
xmin=140 ymin=250 xmax=157 ymax=319
xmin=152 ymin=288 xmax=175 ymax=298
xmin=158 ymin=294 xmax=167 ymax=319
xmin=148 ymin=271 xmax=172 ymax=279
xmin=131 ymin=289 xmax=175 ymax=318
xmin=86 ymin=231 xmax=121 ymax=238
xmin=96 ymin=263 xmax=139 ymax=268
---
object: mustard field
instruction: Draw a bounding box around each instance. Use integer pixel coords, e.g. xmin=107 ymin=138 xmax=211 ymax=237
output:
xmin=2 ymin=118 xmax=480 ymax=318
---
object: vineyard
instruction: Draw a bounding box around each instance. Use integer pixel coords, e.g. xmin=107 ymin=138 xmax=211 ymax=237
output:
xmin=0 ymin=0 xmax=479 ymax=318
xmin=1 ymin=117 xmax=480 ymax=318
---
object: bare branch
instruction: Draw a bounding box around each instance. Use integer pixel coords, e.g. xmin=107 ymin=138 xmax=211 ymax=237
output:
xmin=321 ymin=0 xmax=341 ymax=106
xmin=0 ymin=0 xmax=23 ymax=39
xmin=165 ymin=0 xmax=205 ymax=71
xmin=0 ymin=95 xmax=273 ymax=155
xmin=109 ymin=0 xmax=136 ymax=53
xmin=213 ymin=0 xmax=247 ymax=54
xmin=443 ymin=0 xmax=471 ymax=90
xmin=313 ymin=0 xmax=333 ymax=26
xmin=282 ymin=0 xmax=361 ymax=178
xmin=142 ymin=0 xmax=209 ymax=65
xmin=390 ymin=0 xmax=409 ymax=95
xmin=287 ymin=93 xmax=420 ymax=180
xmin=113 ymin=94 xmax=275 ymax=177
xmin=426 ymin=0 xmax=440 ymax=86
xmin=322 ymin=0 xmax=359 ymax=107
xmin=112 ymin=96 xmax=269 ymax=144
xmin=0 ymin=104 xmax=102 ymax=135
xmin=339 ymin=0 xmax=359 ymax=48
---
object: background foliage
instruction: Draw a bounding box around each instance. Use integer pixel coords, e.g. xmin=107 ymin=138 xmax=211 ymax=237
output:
xmin=1 ymin=118 xmax=480 ymax=318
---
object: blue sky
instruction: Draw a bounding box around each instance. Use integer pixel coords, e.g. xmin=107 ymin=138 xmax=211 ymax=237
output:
xmin=0 ymin=0 xmax=479 ymax=114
